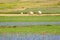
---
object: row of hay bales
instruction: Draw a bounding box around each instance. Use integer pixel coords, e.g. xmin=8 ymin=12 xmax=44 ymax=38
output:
xmin=20 ymin=11 xmax=42 ymax=15
xmin=21 ymin=7 xmax=60 ymax=14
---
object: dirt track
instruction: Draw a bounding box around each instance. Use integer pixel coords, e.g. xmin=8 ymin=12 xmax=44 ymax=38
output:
xmin=0 ymin=14 xmax=60 ymax=16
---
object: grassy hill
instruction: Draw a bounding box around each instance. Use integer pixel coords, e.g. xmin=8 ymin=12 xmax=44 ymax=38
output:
xmin=0 ymin=0 xmax=60 ymax=14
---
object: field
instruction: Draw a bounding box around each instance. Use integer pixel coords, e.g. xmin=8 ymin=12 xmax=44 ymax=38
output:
xmin=0 ymin=16 xmax=60 ymax=34
xmin=0 ymin=16 xmax=60 ymax=22
xmin=0 ymin=1 xmax=60 ymax=14
xmin=0 ymin=25 xmax=60 ymax=34
xmin=0 ymin=0 xmax=60 ymax=35
xmin=0 ymin=2 xmax=58 ymax=9
xmin=0 ymin=7 xmax=60 ymax=14
xmin=0 ymin=1 xmax=60 ymax=40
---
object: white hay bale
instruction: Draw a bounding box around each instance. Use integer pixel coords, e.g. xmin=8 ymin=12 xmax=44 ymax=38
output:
xmin=29 ymin=11 xmax=34 ymax=15
xmin=38 ymin=11 xmax=42 ymax=14
xmin=21 ymin=12 xmax=23 ymax=14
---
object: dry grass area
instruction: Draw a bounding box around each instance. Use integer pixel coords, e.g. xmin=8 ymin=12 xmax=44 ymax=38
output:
xmin=0 ymin=14 xmax=60 ymax=16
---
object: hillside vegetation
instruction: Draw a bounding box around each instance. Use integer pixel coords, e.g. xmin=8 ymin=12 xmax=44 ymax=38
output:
xmin=0 ymin=0 xmax=60 ymax=14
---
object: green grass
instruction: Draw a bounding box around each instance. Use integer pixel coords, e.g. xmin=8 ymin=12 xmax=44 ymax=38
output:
xmin=0 ymin=25 xmax=60 ymax=34
xmin=0 ymin=3 xmax=16 ymax=9
xmin=0 ymin=16 xmax=60 ymax=22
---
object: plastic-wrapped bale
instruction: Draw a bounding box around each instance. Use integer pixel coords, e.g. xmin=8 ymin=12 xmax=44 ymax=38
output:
xmin=29 ymin=11 xmax=34 ymax=15
xmin=38 ymin=11 xmax=42 ymax=14
xmin=21 ymin=12 xmax=23 ymax=14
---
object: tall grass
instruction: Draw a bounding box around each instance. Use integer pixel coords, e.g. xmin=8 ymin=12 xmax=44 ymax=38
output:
xmin=0 ymin=7 xmax=60 ymax=14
